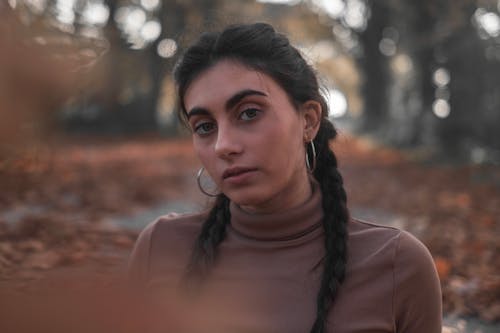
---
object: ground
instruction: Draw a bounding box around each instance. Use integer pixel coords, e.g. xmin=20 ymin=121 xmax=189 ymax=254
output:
xmin=0 ymin=133 xmax=499 ymax=329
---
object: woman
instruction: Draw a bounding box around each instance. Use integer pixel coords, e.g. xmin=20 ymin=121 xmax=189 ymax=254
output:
xmin=128 ymin=23 xmax=442 ymax=333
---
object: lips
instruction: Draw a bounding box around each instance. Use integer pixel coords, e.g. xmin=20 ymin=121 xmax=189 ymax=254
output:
xmin=222 ymin=166 xmax=257 ymax=179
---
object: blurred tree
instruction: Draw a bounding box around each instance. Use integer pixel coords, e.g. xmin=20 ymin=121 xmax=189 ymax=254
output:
xmin=0 ymin=1 xmax=90 ymax=151
xmin=438 ymin=2 xmax=500 ymax=161
xmin=315 ymin=0 xmax=500 ymax=162
xmin=356 ymin=0 xmax=390 ymax=132
xmin=5 ymin=0 xmax=499 ymax=162
xmin=65 ymin=0 xmax=179 ymax=132
xmin=4 ymin=0 xmax=332 ymax=135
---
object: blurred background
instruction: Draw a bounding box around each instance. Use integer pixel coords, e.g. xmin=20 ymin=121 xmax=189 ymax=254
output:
xmin=0 ymin=0 xmax=499 ymax=332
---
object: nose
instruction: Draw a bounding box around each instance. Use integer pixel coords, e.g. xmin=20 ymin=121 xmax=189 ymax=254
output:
xmin=214 ymin=123 xmax=242 ymax=159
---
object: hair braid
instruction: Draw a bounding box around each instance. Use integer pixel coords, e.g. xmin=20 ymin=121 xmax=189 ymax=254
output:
xmin=310 ymin=119 xmax=349 ymax=333
xmin=175 ymin=23 xmax=350 ymax=332
xmin=185 ymin=194 xmax=230 ymax=282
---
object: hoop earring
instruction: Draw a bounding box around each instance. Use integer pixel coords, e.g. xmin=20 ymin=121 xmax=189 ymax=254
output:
xmin=305 ymin=140 xmax=317 ymax=173
xmin=196 ymin=167 xmax=219 ymax=197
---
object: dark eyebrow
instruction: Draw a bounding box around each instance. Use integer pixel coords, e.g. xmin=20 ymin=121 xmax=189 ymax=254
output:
xmin=225 ymin=89 xmax=267 ymax=110
xmin=186 ymin=89 xmax=267 ymax=120
xmin=186 ymin=107 xmax=210 ymax=120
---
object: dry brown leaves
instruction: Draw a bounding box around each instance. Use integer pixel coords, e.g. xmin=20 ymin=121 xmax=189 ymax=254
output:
xmin=0 ymin=136 xmax=199 ymax=283
xmin=1 ymin=134 xmax=499 ymax=322
xmin=333 ymin=134 xmax=500 ymax=321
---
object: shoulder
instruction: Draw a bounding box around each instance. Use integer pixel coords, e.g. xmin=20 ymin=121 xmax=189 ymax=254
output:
xmin=351 ymin=218 xmax=437 ymax=280
xmin=138 ymin=211 xmax=209 ymax=256
xmin=134 ymin=211 xmax=207 ymax=246
xmin=349 ymin=218 xmax=432 ymax=251
xmin=392 ymin=228 xmax=442 ymax=331
xmin=346 ymin=219 xmax=442 ymax=332
xmin=347 ymin=218 xmax=402 ymax=260
xmin=348 ymin=218 xmax=402 ymax=239
xmin=348 ymin=219 xmax=442 ymax=331
xmin=128 ymin=211 xmax=208 ymax=283
xmin=348 ymin=218 xmax=437 ymax=276
xmin=150 ymin=211 xmax=208 ymax=238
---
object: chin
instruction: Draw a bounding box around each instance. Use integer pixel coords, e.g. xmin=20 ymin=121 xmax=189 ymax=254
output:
xmin=224 ymin=188 xmax=269 ymax=208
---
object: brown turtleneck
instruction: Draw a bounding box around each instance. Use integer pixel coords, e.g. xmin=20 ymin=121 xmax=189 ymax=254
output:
xmin=128 ymin=181 xmax=442 ymax=332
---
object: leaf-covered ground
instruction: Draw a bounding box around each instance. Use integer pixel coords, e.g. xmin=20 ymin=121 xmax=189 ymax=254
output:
xmin=0 ymin=134 xmax=498 ymax=323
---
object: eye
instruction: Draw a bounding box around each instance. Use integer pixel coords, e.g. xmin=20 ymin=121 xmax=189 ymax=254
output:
xmin=239 ymin=108 xmax=260 ymax=121
xmin=194 ymin=121 xmax=216 ymax=135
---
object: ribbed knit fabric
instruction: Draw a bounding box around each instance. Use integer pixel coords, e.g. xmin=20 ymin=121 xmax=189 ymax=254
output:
xmin=128 ymin=181 xmax=442 ymax=332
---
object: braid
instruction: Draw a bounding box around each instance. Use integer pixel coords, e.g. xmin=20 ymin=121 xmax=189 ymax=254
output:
xmin=184 ymin=193 xmax=231 ymax=283
xmin=174 ymin=23 xmax=350 ymax=332
xmin=310 ymin=119 xmax=350 ymax=333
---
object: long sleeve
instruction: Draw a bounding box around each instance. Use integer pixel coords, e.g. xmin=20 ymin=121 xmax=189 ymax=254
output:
xmin=393 ymin=230 xmax=442 ymax=333
xmin=127 ymin=220 xmax=157 ymax=286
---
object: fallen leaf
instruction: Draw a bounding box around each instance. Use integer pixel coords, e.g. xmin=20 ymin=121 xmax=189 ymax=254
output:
xmin=23 ymin=251 xmax=61 ymax=270
xmin=434 ymin=256 xmax=452 ymax=280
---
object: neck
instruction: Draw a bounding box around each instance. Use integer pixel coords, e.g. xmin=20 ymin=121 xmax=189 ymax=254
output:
xmin=229 ymin=177 xmax=322 ymax=241
xmin=239 ymin=172 xmax=313 ymax=215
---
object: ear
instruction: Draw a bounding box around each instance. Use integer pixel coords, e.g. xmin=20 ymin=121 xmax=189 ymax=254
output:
xmin=300 ymin=100 xmax=322 ymax=142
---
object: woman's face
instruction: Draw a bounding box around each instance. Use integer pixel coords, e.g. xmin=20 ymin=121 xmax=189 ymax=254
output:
xmin=184 ymin=60 xmax=318 ymax=213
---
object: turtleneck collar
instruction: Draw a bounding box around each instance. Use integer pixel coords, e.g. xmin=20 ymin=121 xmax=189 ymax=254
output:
xmin=229 ymin=179 xmax=324 ymax=241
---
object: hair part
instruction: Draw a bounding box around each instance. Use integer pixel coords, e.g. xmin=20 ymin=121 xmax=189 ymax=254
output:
xmin=174 ymin=22 xmax=349 ymax=333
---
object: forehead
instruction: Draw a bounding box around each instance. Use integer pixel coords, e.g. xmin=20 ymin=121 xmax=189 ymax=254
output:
xmin=184 ymin=60 xmax=287 ymax=110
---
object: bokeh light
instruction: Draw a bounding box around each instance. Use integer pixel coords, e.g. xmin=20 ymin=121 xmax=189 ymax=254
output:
xmin=311 ymin=0 xmax=345 ymax=19
xmin=113 ymin=4 xmax=161 ymax=50
xmin=140 ymin=0 xmax=160 ymax=11
xmin=327 ymin=88 xmax=348 ymax=118
xmin=433 ymin=68 xmax=451 ymax=87
xmin=81 ymin=1 xmax=110 ymax=27
xmin=140 ymin=20 xmax=161 ymax=42
xmin=122 ymin=7 xmax=147 ymax=33
xmin=433 ymin=99 xmax=451 ymax=118
xmin=54 ymin=0 xmax=77 ymax=25
xmin=391 ymin=53 xmax=413 ymax=75
xmin=343 ymin=0 xmax=368 ymax=31
xmin=474 ymin=8 xmax=500 ymax=38
xmin=379 ymin=38 xmax=396 ymax=56
xmin=157 ymin=38 xmax=177 ymax=58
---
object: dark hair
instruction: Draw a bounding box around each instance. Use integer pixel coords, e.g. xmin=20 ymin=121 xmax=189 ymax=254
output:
xmin=174 ymin=23 xmax=349 ymax=333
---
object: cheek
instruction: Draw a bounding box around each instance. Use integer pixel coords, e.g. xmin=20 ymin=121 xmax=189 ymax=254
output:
xmin=284 ymin=137 xmax=306 ymax=172
xmin=263 ymin=124 xmax=304 ymax=173
xmin=194 ymin=140 xmax=216 ymax=172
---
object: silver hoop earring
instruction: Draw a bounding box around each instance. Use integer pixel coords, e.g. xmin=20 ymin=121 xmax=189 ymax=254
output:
xmin=196 ymin=167 xmax=219 ymax=197
xmin=305 ymin=140 xmax=317 ymax=173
